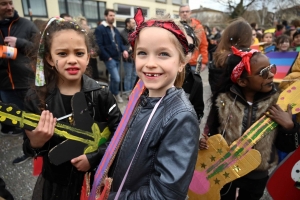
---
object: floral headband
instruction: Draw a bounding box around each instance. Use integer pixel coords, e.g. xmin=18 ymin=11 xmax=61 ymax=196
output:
xmin=128 ymin=8 xmax=189 ymax=55
xmin=230 ymin=46 xmax=258 ymax=83
xmin=35 ymin=17 xmax=86 ymax=86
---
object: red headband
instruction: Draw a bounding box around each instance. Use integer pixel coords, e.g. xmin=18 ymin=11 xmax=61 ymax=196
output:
xmin=230 ymin=46 xmax=258 ymax=83
xmin=128 ymin=8 xmax=189 ymax=55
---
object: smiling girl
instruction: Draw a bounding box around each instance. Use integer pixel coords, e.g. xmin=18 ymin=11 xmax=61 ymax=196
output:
xmin=107 ymin=9 xmax=200 ymax=199
xmin=22 ymin=18 xmax=122 ymax=199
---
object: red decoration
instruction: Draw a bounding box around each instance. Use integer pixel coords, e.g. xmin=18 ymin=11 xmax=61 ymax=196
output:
xmin=231 ymin=46 xmax=258 ymax=83
xmin=128 ymin=8 xmax=189 ymax=55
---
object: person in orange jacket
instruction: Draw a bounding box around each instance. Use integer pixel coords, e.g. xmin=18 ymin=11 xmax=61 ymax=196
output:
xmin=179 ymin=4 xmax=208 ymax=72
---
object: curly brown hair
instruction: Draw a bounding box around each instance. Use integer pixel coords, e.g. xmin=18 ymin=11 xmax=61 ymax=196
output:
xmin=29 ymin=19 xmax=92 ymax=110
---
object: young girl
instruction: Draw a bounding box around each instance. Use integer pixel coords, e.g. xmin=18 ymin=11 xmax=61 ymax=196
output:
xmin=275 ymin=34 xmax=291 ymax=52
xmin=292 ymin=29 xmax=300 ymax=51
xmin=22 ymin=18 xmax=122 ymax=199
xmin=260 ymin=32 xmax=275 ymax=53
xmin=210 ymin=18 xmax=252 ymax=95
xmin=200 ymin=47 xmax=299 ymax=200
xmin=107 ymin=9 xmax=200 ymax=199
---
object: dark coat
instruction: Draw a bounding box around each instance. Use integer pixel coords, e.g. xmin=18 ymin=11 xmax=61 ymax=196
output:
xmin=0 ymin=11 xmax=38 ymax=90
xmin=23 ymin=74 xmax=122 ymax=199
xmin=94 ymin=23 xmax=126 ymax=61
xmin=120 ymin=28 xmax=133 ymax=62
xmin=108 ymin=88 xmax=200 ymax=200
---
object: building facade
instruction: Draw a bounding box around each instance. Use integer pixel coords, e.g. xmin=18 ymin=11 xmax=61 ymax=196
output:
xmin=13 ymin=0 xmax=188 ymax=28
xmin=191 ymin=6 xmax=226 ymax=27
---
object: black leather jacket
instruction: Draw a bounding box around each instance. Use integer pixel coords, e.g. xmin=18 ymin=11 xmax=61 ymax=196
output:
xmin=108 ymin=88 xmax=200 ymax=200
xmin=0 ymin=11 xmax=38 ymax=90
xmin=23 ymin=75 xmax=122 ymax=185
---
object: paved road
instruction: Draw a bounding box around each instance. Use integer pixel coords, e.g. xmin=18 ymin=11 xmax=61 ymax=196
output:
xmin=0 ymin=68 xmax=271 ymax=199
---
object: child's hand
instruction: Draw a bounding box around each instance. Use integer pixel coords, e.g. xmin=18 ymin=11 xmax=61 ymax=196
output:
xmin=266 ymin=104 xmax=294 ymax=130
xmin=71 ymin=155 xmax=91 ymax=172
xmin=25 ymin=110 xmax=56 ymax=148
xmin=199 ymin=134 xmax=209 ymax=150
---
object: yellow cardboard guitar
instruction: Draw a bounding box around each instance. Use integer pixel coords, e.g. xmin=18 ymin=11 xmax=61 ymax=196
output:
xmin=188 ymin=81 xmax=300 ymax=200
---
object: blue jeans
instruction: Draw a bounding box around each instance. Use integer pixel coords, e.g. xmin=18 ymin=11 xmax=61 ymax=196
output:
xmin=0 ymin=89 xmax=27 ymax=132
xmin=123 ymin=61 xmax=137 ymax=92
xmin=104 ymin=59 xmax=120 ymax=95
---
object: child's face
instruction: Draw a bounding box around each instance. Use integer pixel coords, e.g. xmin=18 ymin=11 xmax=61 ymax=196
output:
xmin=244 ymin=54 xmax=274 ymax=93
xmin=263 ymin=33 xmax=272 ymax=44
xmin=135 ymin=27 xmax=184 ymax=97
xmin=277 ymin=40 xmax=290 ymax=52
xmin=293 ymin=34 xmax=300 ymax=46
xmin=46 ymin=30 xmax=89 ymax=85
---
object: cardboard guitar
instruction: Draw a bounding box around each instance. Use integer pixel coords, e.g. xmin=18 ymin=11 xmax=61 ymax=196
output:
xmin=267 ymin=147 xmax=300 ymax=199
xmin=90 ymin=80 xmax=145 ymax=199
xmin=188 ymin=81 xmax=300 ymax=200
xmin=0 ymin=92 xmax=110 ymax=165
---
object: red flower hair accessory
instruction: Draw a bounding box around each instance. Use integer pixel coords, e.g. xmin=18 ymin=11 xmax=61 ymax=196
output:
xmin=128 ymin=8 xmax=189 ymax=55
xmin=230 ymin=46 xmax=258 ymax=83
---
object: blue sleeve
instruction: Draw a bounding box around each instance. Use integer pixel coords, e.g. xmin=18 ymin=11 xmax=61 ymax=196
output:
xmin=94 ymin=26 xmax=110 ymax=61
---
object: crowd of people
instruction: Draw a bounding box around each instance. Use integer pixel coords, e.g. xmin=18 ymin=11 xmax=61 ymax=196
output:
xmin=251 ymin=19 xmax=300 ymax=52
xmin=0 ymin=0 xmax=300 ymax=199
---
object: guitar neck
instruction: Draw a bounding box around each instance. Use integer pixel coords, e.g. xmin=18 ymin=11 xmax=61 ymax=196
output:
xmin=0 ymin=103 xmax=95 ymax=141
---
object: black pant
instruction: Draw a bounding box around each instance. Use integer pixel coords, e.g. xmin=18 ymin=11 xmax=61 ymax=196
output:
xmin=220 ymin=176 xmax=269 ymax=200
xmin=0 ymin=177 xmax=14 ymax=200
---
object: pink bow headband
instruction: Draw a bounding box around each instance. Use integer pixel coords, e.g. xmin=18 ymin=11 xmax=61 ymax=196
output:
xmin=128 ymin=8 xmax=189 ymax=55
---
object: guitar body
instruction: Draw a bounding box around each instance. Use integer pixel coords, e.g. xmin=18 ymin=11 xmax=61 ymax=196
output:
xmin=90 ymin=80 xmax=145 ymax=199
xmin=267 ymin=148 xmax=300 ymax=200
xmin=188 ymin=81 xmax=300 ymax=200
xmin=188 ymin=134 xmax=261 ymax=200
xmin=49 ymin=92 xmax=108 ymax=165
xmin=0 ymin=92 xmax=111 ymax=166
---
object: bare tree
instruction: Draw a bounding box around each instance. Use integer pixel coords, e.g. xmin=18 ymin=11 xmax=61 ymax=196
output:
xmin=216 ymin=0 xmax=260 ymax=18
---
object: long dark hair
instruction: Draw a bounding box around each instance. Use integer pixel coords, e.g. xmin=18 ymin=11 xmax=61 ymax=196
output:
xmin=29 ymin=19 xmax=92 ymax=110
xmin=214 ymin=18 xmax=252 ymax=68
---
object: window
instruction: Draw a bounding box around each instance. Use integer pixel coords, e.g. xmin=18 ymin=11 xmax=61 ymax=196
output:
xmin=58 ymin=0 xmax=106 ymax=29
xmin=117 ymin=4 xmax=131 ymax=16
xmin=173 ymin=14 xmax=179 ymax=19
xmin=58 ymin=0 xmax=66 ymax=14
xmin=66 ymin=0 xmax=82 ymax=17
xmin=156 ymin=0 xmax=166 ymax=3
xmin=116 ymin=4 xmax=148 ymax=18
xmin=21 ymin=0 xmax=47 ymax=17
xmin=84 ymin=1 xmax=98 ymax=20
xmin=156 ymin=9 xmax=165 ymax=16
xmin=134 ymin=7 xmax=148 ymax=18
xmin=172 ymin=0 xmax=182 ymax=5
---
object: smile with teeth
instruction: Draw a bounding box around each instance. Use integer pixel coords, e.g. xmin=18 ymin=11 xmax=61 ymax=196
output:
xmin=144 ymin=73 xmax=162 ymax=77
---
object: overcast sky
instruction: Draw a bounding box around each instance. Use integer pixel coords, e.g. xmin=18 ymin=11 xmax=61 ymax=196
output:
xmin=189 ymin=0 xmax=226 ymax=11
